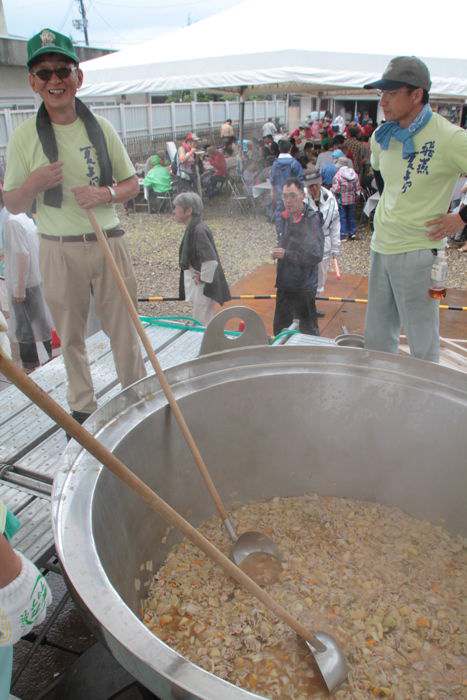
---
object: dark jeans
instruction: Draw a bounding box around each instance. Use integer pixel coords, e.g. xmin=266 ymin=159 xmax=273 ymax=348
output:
xmin=273 ymin=289 xmax=319 ymax=336
xmin=338 ymin=202 xmax=356 ymax=236
xmin=11 ymin=285 xmax=52 ymax=369
xmin=19 ymin=339 xmax=52 ymax=368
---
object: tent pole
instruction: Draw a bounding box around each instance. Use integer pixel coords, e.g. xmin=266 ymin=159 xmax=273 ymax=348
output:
xmin=239 ymin=86 xmax=246 ymax=145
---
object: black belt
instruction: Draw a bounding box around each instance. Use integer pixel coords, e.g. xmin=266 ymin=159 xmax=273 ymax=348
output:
xmin=40 ymin=227 xmax=124 ymax=243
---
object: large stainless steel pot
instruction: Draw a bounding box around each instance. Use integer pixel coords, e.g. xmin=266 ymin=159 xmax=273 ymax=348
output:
xmin=52 ymin=346 xmax=467 ymax=699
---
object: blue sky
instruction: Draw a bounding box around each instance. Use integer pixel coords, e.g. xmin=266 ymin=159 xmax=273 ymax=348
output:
xmin=3 ymin=0 xmax=240 ymax=48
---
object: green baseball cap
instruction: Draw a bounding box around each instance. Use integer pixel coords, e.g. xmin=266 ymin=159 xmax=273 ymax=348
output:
xmin=364 ymin=56 xmax=431 ymax=92
xmin=27 ymin=28 xmax=79 ymax=67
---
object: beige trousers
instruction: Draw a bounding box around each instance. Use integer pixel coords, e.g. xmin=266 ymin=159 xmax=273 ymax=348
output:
xmin=39 ymin=236 xmax=146 ymax=413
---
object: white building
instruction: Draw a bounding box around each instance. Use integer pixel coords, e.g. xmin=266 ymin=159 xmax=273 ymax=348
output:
xmin=0 ymin=0 xmax=114 ymax=110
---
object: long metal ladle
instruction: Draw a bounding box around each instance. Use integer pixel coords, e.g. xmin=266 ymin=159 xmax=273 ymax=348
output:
xmin=0 ymin=350 xmax=348 ymax=694
xmin=86 ymin=210 xmax=281 ymax=577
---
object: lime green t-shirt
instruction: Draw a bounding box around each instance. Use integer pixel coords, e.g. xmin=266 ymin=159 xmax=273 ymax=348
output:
xmin=4 ymin=114 xmax=135 ymax=236
xmin=370 ymin=112 xmax=467 ymax=254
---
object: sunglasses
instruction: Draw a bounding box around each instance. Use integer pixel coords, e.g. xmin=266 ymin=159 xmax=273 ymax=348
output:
xmin=31 ymin=66 xmax=77 ymax=82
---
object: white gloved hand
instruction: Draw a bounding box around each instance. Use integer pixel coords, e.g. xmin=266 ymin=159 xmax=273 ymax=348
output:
xmin=0 ymin=310 xmax=11 ymax=359
xmin=0 ymin=551 xmax=52 ymax=646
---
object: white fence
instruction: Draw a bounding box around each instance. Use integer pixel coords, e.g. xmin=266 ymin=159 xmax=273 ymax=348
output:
xmin=0 ymin=99 xmax=286 ymax=162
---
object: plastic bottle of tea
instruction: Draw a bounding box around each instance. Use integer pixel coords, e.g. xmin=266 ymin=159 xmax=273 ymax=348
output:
xmin=429 ymin=248 xmax=448 ymax=300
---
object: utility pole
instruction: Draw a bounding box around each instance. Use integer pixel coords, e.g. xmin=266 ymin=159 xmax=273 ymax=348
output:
xmin=73 ymin=0 xmax=89 ymax=46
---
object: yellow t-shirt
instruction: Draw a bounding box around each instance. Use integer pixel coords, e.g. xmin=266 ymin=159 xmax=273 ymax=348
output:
xmin=4 ymin=114 xmax=135 ymax=236
xmin=370 ymin=112 xmax=467 ymax=254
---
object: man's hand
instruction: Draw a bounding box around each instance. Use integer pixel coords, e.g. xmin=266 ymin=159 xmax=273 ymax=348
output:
xmin=426 ymin=212 xmax=464 ymax=240
xmin=71 ymin=186 xmax=110 ymax=210
xmin=27 ymin=162 xmax=63 ymax=194
xmin=13 ymin=295 xmax=26 ymax=304
xmin=272 ymin=247 xmax=285 ymax=260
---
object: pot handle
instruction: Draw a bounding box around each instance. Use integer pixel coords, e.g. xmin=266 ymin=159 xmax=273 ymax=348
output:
xmin=199 ymin=306 xmax=269 ymax=356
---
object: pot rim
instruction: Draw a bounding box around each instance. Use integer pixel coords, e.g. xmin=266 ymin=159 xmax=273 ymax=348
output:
xmin=52 ymin=346 xmax=467 ymax=698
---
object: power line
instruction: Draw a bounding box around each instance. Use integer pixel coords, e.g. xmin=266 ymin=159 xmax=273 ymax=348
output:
xmin=59 ymin=0 xmax=75 ymax=30
xmin=90 ymin=2 xmax=127 ymax=43
xmin=94 ymin=0 xmax=204 ymax=10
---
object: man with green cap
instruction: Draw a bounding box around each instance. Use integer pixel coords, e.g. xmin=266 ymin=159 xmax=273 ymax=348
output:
xmin=363 ymin=56 xmax=467 ymax=362
xmin=3 ymin=28 xmax=146 ymax=427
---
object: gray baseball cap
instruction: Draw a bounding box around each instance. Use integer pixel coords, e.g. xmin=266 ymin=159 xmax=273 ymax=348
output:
xmin=364 ymin=56 xmax=431 ymax=91
xmin=304 ymin=168 xmax=322 ymax=185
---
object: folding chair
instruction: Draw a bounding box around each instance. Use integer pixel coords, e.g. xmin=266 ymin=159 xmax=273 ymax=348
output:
xmin=227 ymin=176 xmax=255 ymax=216
xmin=149 ymin=189 xmax=174 ymax=213
xmin=126 ymin=181 xmax=151 ymax=213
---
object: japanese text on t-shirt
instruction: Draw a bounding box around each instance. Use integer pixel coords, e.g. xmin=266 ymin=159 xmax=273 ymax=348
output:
xmin=401 ymin=140 xmax=436 ymax=194
xmin=80 ymin=145 xmax=99 ymax=186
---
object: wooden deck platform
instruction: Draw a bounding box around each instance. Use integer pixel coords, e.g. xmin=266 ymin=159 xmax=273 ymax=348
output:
xmin=1 ymin=322 xmax=205 ymax=566
xmin=227 ymin=264 xmax=467 ymax=342
xmin=0 ymin=320 xmax=329 ymax=568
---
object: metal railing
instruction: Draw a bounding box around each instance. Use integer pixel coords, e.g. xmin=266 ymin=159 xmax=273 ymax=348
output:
xmin=0 ymin=99 xmax=286 ymax=164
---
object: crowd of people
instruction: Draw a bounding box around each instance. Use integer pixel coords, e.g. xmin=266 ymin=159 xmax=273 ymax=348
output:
xmin=0 ymin=28 xmax=467 ymax=697
xmin=140 ymin=105 xmax=375 ymax=227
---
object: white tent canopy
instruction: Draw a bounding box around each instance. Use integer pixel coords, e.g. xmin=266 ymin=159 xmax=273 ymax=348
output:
xmin=79 ymin=0 xmax=467 ymax=99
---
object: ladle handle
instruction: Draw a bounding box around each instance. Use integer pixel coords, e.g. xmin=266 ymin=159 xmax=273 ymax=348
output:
xmin=0 ymin=350 xmax=325 ymax=651
xmin=87 ymin=210 xmax=235 ymax=536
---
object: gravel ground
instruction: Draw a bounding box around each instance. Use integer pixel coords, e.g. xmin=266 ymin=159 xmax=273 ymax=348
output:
xmin=123 ymin=197 xmax=276 ymax=316
xmin=122 ymin=199 xmax=466 ymax=318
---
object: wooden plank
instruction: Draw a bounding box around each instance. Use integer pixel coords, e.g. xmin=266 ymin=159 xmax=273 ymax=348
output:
xmin=9 ymin=497 xmax=55 ymax=565
xmin=12 ymin=327 xmax=203 ymax=482
xmin=0 ymin=330 xmax=113 ymax=426
xmin=0 ymin=325 xmax=182 ymax=463
xmin=14 ymin=431 xmax=69 ymax=483
xmin=283 ymin=333 xmax=335 ymax=347
xmin=400 ymin=343 xmax=466 ymax=373
xmin=440 ymin=337 xmax=467 ymax=359
xmin=0 ymin=482 xmax=34 ymax=514
xmin=154 ymin=327 xmax=203 ymax=370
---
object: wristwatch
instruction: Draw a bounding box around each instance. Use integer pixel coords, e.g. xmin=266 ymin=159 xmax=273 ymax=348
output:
xmin=106 ymin=185 xmax=117 ymax=203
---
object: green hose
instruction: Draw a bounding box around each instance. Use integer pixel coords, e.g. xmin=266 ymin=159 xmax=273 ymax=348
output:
xmin=140 ymin=315 xmax=299 ymax=344
xmin=139 ymin=315 xmax=242 ymax=337
xmin=272 ymin=329 xmax=300 ymax=343
xmin=140 ymin=314 xmax=204 ymax=326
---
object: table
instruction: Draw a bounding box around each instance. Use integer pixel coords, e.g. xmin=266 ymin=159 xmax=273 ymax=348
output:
xmin=252 ymin=180 xmax=272 ymax=199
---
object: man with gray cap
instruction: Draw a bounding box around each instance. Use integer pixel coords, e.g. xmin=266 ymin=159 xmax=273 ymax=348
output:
xmin=304 ymin=168 xmax=340 ymax=297
xmin=363 ymin=56 xmax=467 ymax=362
